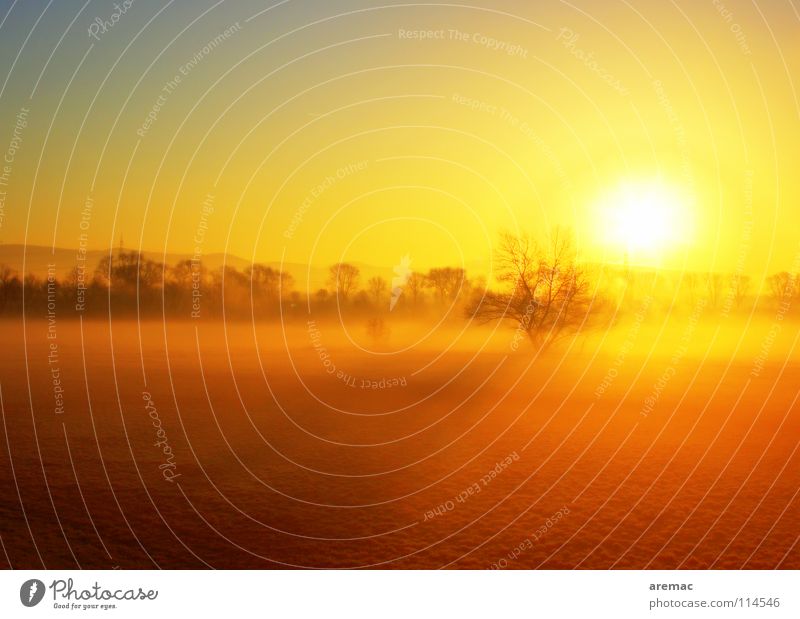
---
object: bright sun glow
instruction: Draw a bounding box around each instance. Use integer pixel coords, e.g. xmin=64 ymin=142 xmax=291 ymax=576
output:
xmin=598 ymin=180 xmax=692 ymax=258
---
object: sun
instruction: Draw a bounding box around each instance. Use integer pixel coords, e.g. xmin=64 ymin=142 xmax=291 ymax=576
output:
xmin=597 ymin=180 xmax=692 ymax=259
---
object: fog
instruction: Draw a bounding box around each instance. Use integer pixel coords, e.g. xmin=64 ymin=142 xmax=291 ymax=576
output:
xmin=1 ymin=310 xmax=797 ymax=569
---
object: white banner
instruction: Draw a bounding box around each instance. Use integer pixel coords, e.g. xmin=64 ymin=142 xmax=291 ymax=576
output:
xmin=1 ymin=570 xmax=796 ymax=618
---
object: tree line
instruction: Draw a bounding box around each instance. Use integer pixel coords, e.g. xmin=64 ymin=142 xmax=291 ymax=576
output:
xmin=1 ymin=235 xmax=799 ymax=347
xmin=0 ymin=250 xmax=478 ymax=319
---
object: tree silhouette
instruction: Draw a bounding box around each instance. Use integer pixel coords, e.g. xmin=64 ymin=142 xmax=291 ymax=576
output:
xmin=367 ymin=276 xmax=388 ymax=306
xmin=405 ymin=272 xmax=426 ymax=307
xmin=729 ymin=274 xmax=751 ymax=310
xmin=468 ymin=228 xmax=593 ymax=345
xmin=246 ymin=264 xmax=294 ymax=307
xmin=706 ymin=272 xmax=724 ymax=308
xmin=767 ymin=271 xmax=796 ymax=307
xmin=426 ymin=267 xmax=465 ymax=303
xmin=328 ymin=263 xmax=360 ymax=301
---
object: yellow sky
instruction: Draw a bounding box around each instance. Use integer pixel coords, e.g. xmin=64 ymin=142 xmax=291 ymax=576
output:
xmin=0 ymin=0 xmax=797 ymax=278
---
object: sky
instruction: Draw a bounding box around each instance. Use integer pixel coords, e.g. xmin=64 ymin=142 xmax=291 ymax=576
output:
xmin=0 ymin=0 xmax=798 ymax=280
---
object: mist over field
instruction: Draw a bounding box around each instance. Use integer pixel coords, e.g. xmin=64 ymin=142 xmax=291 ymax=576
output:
xmin=1 ymin=293 xmax=798 ymax=568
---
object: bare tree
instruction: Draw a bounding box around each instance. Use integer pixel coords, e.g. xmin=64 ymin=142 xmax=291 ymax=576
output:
xmin=705 ymin=272 xmax=724 ymax=308
xmin=467 ymin=228 xmax=593 ymax=346
xmin=729 ymin=273 xmax=751 ymax=309
xmin=426 ymin=267 xmax=466 ymax=303
xmin=95 ymin=250 xmax=163 ymax=291
xmin=214 ymin=265 xmax=249 ymax=310
xmin=246 ymin=264 xmax=293 ymax=300
xmin=367 ymin=276 xmax=388 ymax=306
xmin=328 ymin=263 xmax=360 ymax=301
xmin=405 ymin=272 xmax=426 ymax=307
xmin=767 ymin=271 xmax=795 ymax=306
